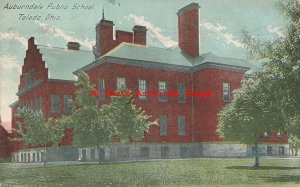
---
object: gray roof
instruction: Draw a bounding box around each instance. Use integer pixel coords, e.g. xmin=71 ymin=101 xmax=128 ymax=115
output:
xmin=38 ymin=46 xmax=94 ymax=81
xmin=194 ymin=52 xmax=251 ymax=68
xmin=103 ymin=43 xmax=193 ymax=67
xmin=97 ymin=43 xmax=251 ymax=69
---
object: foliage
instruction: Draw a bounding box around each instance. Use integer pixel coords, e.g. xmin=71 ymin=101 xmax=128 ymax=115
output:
xmin=105 ymin=92 xmax=158 ymax=142
xmin=61 ymin=72 xmax=113 ymax=147
xmin=14 ymin=107 xmax=65 ymax=147
xmin=63 ymin=72 xmax=155 ymax=148
xmin=288 ymin=135 xmax=300 ymax=155
xmin=241 ymin=0 xmax=300 ymax=137
xmin=218 ymin=78 xmax=285 ymax=145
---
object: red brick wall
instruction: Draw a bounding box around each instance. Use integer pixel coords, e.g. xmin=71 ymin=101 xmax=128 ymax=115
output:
xmin=193 ymin=68 xmax=244 ymax=142
xmin=0 ymin=126 xmax=9 ymax=158
xmin=87 ymin=62 xmax=193 ymax=143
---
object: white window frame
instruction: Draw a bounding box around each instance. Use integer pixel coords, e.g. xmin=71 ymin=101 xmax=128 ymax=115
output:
xmin=223 ymin=82 xmax=230 ymax=102
xmin=116 ymin=77 xmax=126 ymax=90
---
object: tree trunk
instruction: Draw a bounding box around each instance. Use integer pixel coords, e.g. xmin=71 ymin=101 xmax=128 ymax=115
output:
xmin=291 ymin=149 xmax=294 ymax=156
xmin=254 ymin=142 xmax=259 ymax=167
xmin=134 ymin=141 xmax=137 ymax=162
xmin=97 ymin=145 xmax=101 ymax=164
xmin=43 ymin=146 xmax=47 ymax=167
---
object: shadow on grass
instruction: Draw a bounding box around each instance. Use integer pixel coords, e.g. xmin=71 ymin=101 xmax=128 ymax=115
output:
xmin=226 ymin=166 xmax=300 ymax=170
xmin=261 ymin=175 xmax=300 ymax=183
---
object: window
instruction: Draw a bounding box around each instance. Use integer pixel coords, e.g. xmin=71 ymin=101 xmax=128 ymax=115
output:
xmin=31 ymin=99 xmax=34 ymax=110
xmin=51 ymin=95 xmax=60 ymax=113
xmin=39 ymin=96 xmax=43 ymax=112
xmin=279 ymin=146 xmax=285 ymax=155
xmin=267 ymin=146 xmax=272 ymax=155
xmin=138 ymin=80 xmax=147 ymax=100
xmin=223 ymin=83 xmax=230 ymax=102
xmin=24 ymin=69 xmax=36 ymax=87
xmin=99 ymin=79 xmax=105 ymax=100
xmin=161 ymin=146 xmax=170 ymax=159
xmin=64 ymin=95 xmax=72 ymax=113
xmin=117 ymin=147 xmax=130 ymax=159
xmin=116 ymin=77 xmax=126 ymax=90
xmin=158 ymin=81 xmax=168 ymax=102
xmin=180 ymin=147 xmax=189 ymax=158
xmin=178 ymin=116 xmax=186 ymax=136
xmin=35 ymin=97 xmax=39 ymax=111
xmin=178 ymin=83 xmax=186 ymax=103
xmin=140 ymin=147 xmax=149 ymax=158
xmin=160 ymin=115 xmax=167 ymax=136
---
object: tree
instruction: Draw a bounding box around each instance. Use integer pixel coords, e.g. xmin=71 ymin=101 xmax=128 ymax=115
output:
xmin=218 ymin=0 xmax=300 ymax=167
xmin=242 ymin=0 xmax=300 ymax=136
xmin=63 ymin=72 xmax=156 ymax=162
xmin=104 ymin=92 xmax=158 ymax=160
xmin=106 ymin=92 xmax=157 ymax=142
xmin=289 ymin=135 xmax=300 ymax=156
xmin=217 ymin=78 xmax=285 ymax=167
xmin=61 ymin=72 xmax=114 ymax=163
xmin=14 ymin=107 xmax=65 ymax=167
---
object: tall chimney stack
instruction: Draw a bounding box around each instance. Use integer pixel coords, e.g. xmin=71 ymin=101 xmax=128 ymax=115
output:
xmin=177 ymin=3 xmax=200 ymax=58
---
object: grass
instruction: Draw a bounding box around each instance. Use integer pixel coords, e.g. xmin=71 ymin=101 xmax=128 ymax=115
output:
xmin=0 ymin=158 xmax=300 ymax=186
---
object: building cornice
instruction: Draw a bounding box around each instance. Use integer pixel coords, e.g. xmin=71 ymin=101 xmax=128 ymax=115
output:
xmin=48 ymin=79 xmax=75 ymax=83
xmin=16 ymin=80 xmax=43 ymax=96
xmin=9 ymin=101 xmax=19 ymax=108
xmin=193 ymin=62 xmax=249 ymax=73
xmin=74 ymin=56 xmax=250 ymax=75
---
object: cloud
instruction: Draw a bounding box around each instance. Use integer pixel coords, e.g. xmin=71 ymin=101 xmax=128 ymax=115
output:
xmin=0 ymin=55 xmax=21 ymax=74
xmin=35 ymin=21 xmax=94 ymax=50
xmin=0 ymin=32 xmax=27 ymax=48
xmin=267 ymin=26 xmax=284 ymax=38
xmin=201 ymin=22 xmax=244 ymax=48
xmin=126 ymin=14 xmax=177 ymax=48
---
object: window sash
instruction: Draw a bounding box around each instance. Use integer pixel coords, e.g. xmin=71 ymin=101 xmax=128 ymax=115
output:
xmin=158 ymin=81 xmax=168 ymax=102
xmin=178 ymin=116 xmax=186 ymax=135
xmin=99 ymin=79 xmax=105 ymax=100
xmin=39 ymin=96 xmax=43 ymax=112
xmin=223 ymin=83 xmax=230 ymax=102
xmin=178 ymin=83 xmax=186 ymax=103
xmin=116 ymin=77 xmax=126 ymax=90
xmin=51 ymin=95 xmax=60 ymax=113
xmin=160 ymin=115 xmax=167 ymax=136
xmin=138 ymin=80 xmax=147 ymax=100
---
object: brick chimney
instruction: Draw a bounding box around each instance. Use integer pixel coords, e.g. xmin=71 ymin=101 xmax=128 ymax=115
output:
xmin=67 ymin=42 xmax=80 ymax=50
xmin=98 ymin=19 xmax=114 ymax=56
xmin=177 ymin=3 xmax=200 ymax=58
xmin=133 ymin=25 xmax=147 ymax=45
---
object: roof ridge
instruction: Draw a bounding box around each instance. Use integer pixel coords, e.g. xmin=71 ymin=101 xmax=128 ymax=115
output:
xmin=37 ymin=45 xmax=91 ymax=53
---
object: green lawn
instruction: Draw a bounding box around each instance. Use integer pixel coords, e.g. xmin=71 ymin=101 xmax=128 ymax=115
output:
xmin=0 ymin=158 xmax=300 ymax=186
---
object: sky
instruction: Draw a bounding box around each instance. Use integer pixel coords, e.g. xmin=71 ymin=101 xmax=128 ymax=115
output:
xmin=0 ymin=0 xmax=287 ymax=124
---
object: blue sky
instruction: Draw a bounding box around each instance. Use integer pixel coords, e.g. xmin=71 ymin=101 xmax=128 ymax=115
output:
xmin=0 ymin=0 xmax=287 ymax=123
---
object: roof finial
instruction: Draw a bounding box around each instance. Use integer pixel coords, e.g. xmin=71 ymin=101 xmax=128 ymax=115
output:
xmin=102 ymin=7 xmax=105 ymax=20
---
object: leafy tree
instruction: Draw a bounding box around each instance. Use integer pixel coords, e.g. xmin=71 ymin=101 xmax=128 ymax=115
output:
xmin=14 ymin=107 xmax=65 ymax=167
xmin=218 ymin=79 xmax=285 ymax=167
xmin=242 ymin=0 xmax=300 ymax=136
xmin=102 ymin=91 xmax=157 ymax=161
xmin=289 ymin=135 xmax=300 ymax=156
xmin=63 ymin=73 xmax=155 ymax=162
xmin=61 ymin=72 xmax=114 ymax=163
xmin=219 ymin=0 xmax=300 ymax=167
xmin=106 ymin=92 xmax=157 ymax=142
